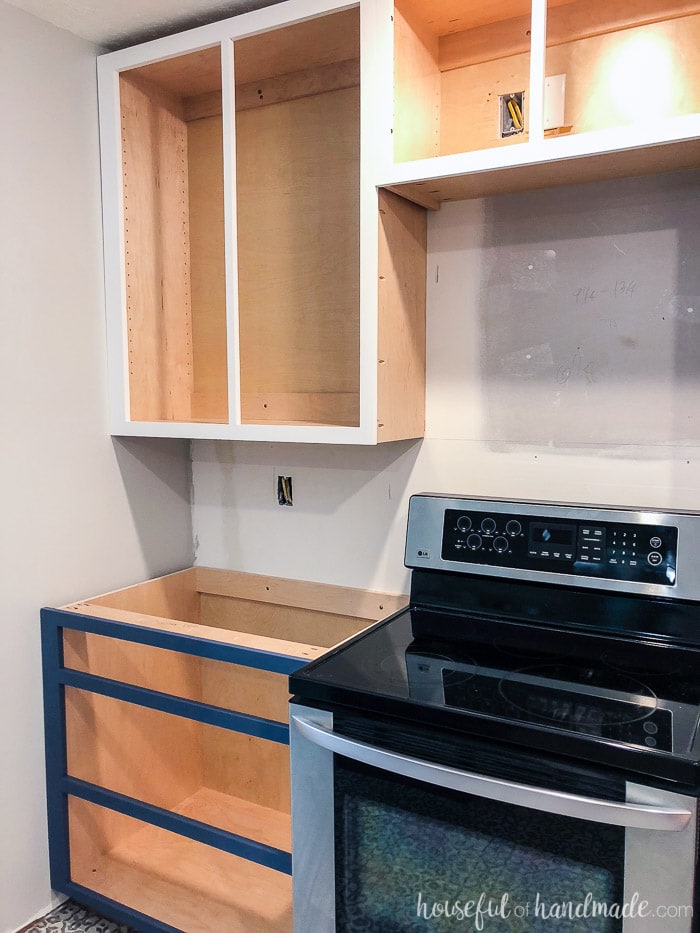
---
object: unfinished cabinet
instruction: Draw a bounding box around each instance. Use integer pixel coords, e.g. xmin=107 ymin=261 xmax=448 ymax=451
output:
xmin=98 ymin=0 xmax=426 ymax=443
xmin=41 ymin=567 xmax=406 ymax=933
xmin=98 ymin=0 xmax=698 ymax=440
xmin=384 ymin=0 xmax=700 ymax=207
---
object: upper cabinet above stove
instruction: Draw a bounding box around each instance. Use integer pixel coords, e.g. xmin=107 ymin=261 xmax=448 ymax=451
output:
xmin=383 ymin=0 xmax=700 ymax=209
xmin=97 ymin=0 xmax=700 ymax=441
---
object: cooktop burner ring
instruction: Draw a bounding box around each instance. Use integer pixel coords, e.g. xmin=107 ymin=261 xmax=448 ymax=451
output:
xmin=497 ymin=662 xmax=659 ymax=728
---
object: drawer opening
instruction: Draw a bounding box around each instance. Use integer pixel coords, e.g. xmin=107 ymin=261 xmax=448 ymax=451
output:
xmin=68 ymin=796 xmax=293 ymax=933
xmin=62 ymin=567 xmax=396 ymax=658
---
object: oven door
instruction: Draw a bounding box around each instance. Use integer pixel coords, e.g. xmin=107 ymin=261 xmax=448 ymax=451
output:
xmin=290 ymin=703 xmax=697 ymax=933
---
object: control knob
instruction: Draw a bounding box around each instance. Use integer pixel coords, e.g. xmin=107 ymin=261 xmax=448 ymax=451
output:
xmin=481 ymin=517 xmax=497 ymax=534
xmin=456 ymin=515 xmax=472 ymax=533
xmin=467 ymin=533 xmax=483 ymax=551
xmin=506 ymin=520 xmax=522 ymax=537
xmin=493 ymin=536 xmax=509 ymax=554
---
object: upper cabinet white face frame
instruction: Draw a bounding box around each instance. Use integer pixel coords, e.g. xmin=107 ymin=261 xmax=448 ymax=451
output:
xmin=98 ymin=0 xmax=426 ymax=444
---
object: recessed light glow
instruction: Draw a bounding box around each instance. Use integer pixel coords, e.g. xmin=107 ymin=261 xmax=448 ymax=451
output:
xmin=607 ymin=33 xmax=676 ymax=122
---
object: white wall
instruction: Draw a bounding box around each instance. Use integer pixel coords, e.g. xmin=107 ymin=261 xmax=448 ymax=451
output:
xmin=192 ymin=171 xmax=700 ymax=596
xmin=0 ymin=5 xmax=193 ymax=931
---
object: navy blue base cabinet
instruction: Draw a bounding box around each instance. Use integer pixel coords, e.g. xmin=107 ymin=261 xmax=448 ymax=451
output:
xmin=41 ymin=567 xmax=402 ymax=933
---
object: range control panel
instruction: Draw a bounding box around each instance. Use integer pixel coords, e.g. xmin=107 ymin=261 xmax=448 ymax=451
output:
xmin=441 ymin=508 xmax=678 ymax=586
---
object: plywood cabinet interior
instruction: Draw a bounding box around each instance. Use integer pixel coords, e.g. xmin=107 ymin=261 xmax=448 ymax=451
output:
xmin=42 ymin=567 xmax=407 ymax=933
xmin=386 ymin=0 xmax=700 ymax=207
xmin=119 ymin=48 xmax=227 ymax=425
xmin=234 ymin=11 xmax=361 ymax=429
xmin=99 ymin=0 xmax=427 ymax=443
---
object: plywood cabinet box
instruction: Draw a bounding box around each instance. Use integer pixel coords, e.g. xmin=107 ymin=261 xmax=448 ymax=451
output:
xmin=99 ymin=0 xmax=426 ymax=443
xmin=41 ymin=567 xmax=406 ymax=933
xmin=386 ymin=0 xmax=700 ymax=207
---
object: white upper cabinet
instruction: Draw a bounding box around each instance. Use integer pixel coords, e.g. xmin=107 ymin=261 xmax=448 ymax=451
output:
xmin=98 ymin=0 xmax=426 ymax=442
xmin=383 ymin=0 xmax=700 ymax=208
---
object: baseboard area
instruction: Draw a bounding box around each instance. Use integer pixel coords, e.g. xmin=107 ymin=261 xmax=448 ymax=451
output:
xmin=15 ymin=900 xmax=136 ymax=933
xmin=13 ymin=895 xmax=67 ymax=933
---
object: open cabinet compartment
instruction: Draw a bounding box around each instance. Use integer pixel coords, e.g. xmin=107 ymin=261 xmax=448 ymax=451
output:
xmin=393 ymin=0 xmax=537 ymax=162
xmin=393 ymin=0 xmax=700 ymax=162
xmin=234 ymin=8 xmax=362 ymax=428
xmin=119 ymin=47 xmax=228 ymax=424
xmin=388 ymin=0 xmax=700 ymax=208
xmin=67 ymin=797 xmax=290 ymax=933
xmin=542 ymin=0 xmax=700 ymax=138
xmin=44 ymin=567 xmax=407 ymax=933
xmin=116 ymin=6 xmax=364 ymax=432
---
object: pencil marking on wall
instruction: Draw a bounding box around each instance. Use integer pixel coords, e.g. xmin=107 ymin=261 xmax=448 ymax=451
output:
xmin=556 ymin=350 xmax=607 ymax=385
xmin=574 ymin=280 xmax=637 ymax=304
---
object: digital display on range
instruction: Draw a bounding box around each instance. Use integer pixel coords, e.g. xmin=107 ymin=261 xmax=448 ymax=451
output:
xmin=530 ymin=524 xmax=575 ymax=548
xmin=440 ymin=508 xmax=678 ymax=586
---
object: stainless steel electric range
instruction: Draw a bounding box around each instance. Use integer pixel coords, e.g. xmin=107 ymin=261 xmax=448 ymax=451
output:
xmin=290 ymin=495 xmax=700 ymax=933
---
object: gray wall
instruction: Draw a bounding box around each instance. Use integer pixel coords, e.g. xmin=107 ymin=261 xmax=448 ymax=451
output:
xmin=0 ymin=4 xmax=193 ymax=930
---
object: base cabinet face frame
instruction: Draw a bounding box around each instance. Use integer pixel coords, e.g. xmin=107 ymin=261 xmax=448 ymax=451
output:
xmin=98 ymin=0 xmax=427 ymax=444
xmin=42 ymin=613 xmax=297 ymax=933
xmin=41 ymin=568 xmax=407 ymax=933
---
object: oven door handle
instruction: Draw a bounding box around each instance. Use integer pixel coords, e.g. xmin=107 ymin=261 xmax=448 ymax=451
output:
xmin=291 ymin=715 xmax=692 ymax=832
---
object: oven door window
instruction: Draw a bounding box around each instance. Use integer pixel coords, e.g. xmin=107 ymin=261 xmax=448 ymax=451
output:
xmin=335 ymin=757 xmax=624 ymax=932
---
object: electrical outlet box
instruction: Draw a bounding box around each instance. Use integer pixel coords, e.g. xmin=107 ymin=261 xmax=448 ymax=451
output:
xmin=277 ymin=475 xmax=293 ymax=506
xmin=500 ymin=92 xmax=525 ymax=138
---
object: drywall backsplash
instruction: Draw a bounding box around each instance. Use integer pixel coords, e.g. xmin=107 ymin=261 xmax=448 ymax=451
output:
xmin=191 ymin=170 xmax=700 ymax=594
xmin=429 ymin=169 xmax=700 ymax=449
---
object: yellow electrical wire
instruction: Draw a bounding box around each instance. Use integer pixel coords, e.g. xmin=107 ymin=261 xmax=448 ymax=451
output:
xmin=507 ymin=98 xmax=523 ymax=131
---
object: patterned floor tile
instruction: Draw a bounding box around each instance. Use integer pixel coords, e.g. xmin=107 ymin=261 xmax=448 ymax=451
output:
xmin=20 ymin=900 xmax=138 ymax=933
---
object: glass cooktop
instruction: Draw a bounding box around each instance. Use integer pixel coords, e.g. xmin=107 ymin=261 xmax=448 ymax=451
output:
xmin=290 ymin=605 xmax=700 ymax=785
xmin=292 ymin=498 xmax=700 ymax=785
